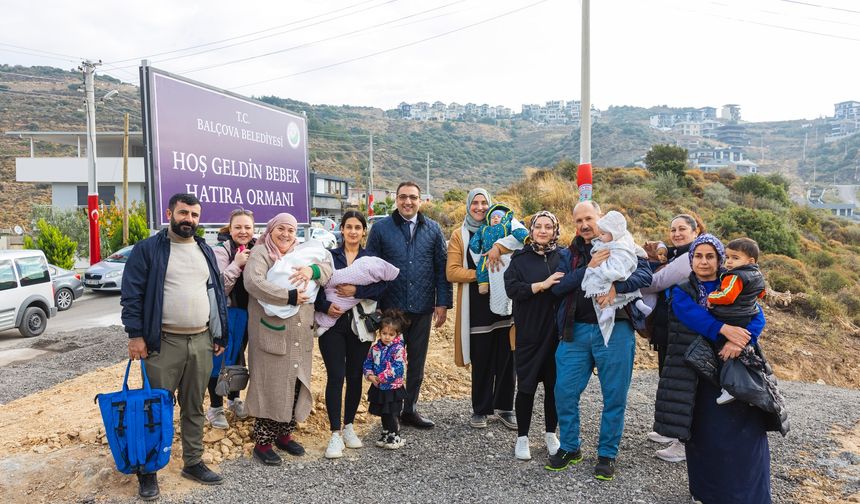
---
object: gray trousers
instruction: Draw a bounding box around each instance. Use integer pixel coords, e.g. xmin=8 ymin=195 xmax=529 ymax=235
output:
xmin=145 ymin=330 xmax=213 ymax=467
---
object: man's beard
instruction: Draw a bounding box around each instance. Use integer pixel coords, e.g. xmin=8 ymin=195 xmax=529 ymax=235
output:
xmin=170 ymin=217 xmax=197 ymax=238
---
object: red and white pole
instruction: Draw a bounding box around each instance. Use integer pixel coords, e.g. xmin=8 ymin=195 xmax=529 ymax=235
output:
xmin=577 ymin=0 xmax=592 ymax=201
xmin=83 ymin=60 xmax=101 ymax=264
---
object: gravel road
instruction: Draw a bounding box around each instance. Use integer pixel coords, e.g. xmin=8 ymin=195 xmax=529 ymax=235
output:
xmin=2 ymin=326 xmax=858 ymax=503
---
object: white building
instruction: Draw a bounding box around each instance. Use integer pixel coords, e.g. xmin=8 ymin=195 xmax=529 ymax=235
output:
xmin=6 ymin=131 xmax=146 ymax=210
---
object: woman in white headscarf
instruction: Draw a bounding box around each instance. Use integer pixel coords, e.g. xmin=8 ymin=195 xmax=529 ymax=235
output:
xmin=244 ymin=213 xmax=332 ymax=467
xmin=446 ymin=188 xmax=521 ymax=430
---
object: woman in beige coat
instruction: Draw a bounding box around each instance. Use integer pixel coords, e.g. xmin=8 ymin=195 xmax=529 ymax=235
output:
xmin=244 ymin=212 xmax=332 ymax=466
xmin=447 ymin=188 xmax=519 ymax=430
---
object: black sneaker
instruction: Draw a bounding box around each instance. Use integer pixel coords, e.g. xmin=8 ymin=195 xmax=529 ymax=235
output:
xmin=594 ymin=456 xmax=616 ymax=481
xmin=544 ymin=448 xmax=583 ymax=471
xmin=137 ymin=472 xmax=159 ymax=501
xmin=181 ymin=462 xmax=223 ymax=485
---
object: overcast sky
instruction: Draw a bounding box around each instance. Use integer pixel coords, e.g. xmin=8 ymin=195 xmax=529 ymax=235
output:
xmin=2 ymin=0 xmax=858 ymax=122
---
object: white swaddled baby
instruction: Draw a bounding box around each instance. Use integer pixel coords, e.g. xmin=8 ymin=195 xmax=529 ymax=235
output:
xmin=314 ymin=256 xmax=400 ymax=335
xmin=259 ymin=241 xmax=330 ymax=319
xmin=581 ymin=210 xmax=652 ymax=346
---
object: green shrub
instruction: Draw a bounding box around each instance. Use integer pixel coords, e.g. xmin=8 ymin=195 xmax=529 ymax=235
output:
xmin=645 ymin=144 xmax=688 ymax=177
xmin=520 ymin=190 xmax=542 ymax=216
xmin=797 ymin=292 xmax=842 ymax=319
xmin=443 ymin=188 xmax=467 ymax=202
xmin=818 ymin=270 xmax=851 ymax=293
xmin=31 ymin=206 xmax=89 ymax=257
xmin=648 ymin=172 xmax=685 ymax=202
xmin=713 ymin=207 xmax=800 ymax=258
xmin=26 ymin=218 xmax=77 ymax=269
xmin=760 ymin=254 xmax=809 ymax=293
xmin=703 ymin=182 xmax=734 ymax=209
xmin=107 ymin=213 xmax=149 ymax=252
xmin=807 ymin=250 xmax=835 ymax=268
xmin=732 ymin=175 xmax=790 ymax=206
xmin=840 ymin=286 xmax=860 ymax=318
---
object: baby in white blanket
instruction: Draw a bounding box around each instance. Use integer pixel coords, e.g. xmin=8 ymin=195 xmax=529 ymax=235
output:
xmin=581 ymin=211 xmax=652 ymax=345
xmin=258 ymin=241 xmax=329 ymax=319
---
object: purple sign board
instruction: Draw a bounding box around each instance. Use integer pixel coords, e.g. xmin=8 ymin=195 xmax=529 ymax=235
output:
xmin=140 ymin=66 xmax=310 ymax=226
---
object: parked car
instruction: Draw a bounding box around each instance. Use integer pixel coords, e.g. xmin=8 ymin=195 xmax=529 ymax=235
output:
xmin=0 ymin=250 xmax=57 ymax=337
xmin=49 ymin=264 xmax=84 ymax=311
xmin=84 ymin=245 xmax=134 ymax=292
xmin=311 ymin=216 xmax=337 ymax=232
xmin=297 ymin=227 xmax=337 ymax=249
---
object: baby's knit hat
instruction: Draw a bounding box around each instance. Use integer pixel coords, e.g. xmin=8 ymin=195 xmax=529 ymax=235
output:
xmin=597 ymin=210 xmax=628 ymax=241
xmin=490 ymin=209 xmax=506 ymax=221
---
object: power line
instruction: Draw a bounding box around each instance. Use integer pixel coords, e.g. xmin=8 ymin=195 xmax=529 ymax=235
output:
xmin=105 ymin=0 xmax=397 ymax=67
xmin=180 ymin=0 xmax=466 ymax=74
xmin=0 ymin=70 xmax=69 ymax=82
xmin=667 ymin=1 xmax=860 ymax=43
xmin=308 ymin=129 xmax=373 ymax=138
xmin=0 ymin=42 xmax=81 ymax=62
xmin=0 ymin=88 xmax=80 ymax=100
xmin=231 ymin=0 xmax=552 ymax=89
xmin=778 ymin=0 xmax=860 ymax=15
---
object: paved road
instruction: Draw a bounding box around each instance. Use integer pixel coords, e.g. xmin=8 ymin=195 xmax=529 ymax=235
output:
xmin=0 ymin=291 xmax=121 ymax=365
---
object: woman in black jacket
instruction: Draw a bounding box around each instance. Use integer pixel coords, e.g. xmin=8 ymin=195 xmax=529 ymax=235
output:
xmin=504 ymin=211 xmax=565 ymax=461
xmin=314 ymin=210 xmax=388 ymax=459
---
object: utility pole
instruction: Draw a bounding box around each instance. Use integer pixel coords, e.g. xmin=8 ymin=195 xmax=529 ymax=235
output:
xmin=81 ymin=60 xmax=102 ymax=265
xmin=426 ymin=152 xmax=430 ymax=199
xmin=576 ymin=0 xmax=592 ymax=201
xmin=802 ymin=132 xmax=807 ymax=162
xmin=122 ymin=113 xmax=129 ymax=246
xmin=367 ymin=134 xmax=374 ymax=215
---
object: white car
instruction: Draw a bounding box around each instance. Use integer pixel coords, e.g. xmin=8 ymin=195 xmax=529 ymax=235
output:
xmin=83 ymin=245 xmax=134 ymax=292
xmin=0 ymin=250 xmax=58 ymax=337
xmin=297 ymin=227 xmax=337 ymax=249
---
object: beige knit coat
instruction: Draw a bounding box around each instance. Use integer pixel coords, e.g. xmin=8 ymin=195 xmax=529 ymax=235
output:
xmin=243 ymin=243 xmax=332 ymax=423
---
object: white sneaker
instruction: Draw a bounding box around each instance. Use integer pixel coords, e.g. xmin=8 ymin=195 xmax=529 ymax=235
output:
xmin=544 ymin=432 xmax=560 ymax=456
xmin=342 ymin=423 xmax=363 ymax=449
xmin=324 ymin=432 xmax=345 ymax=459
xmin=716 ymin=388 xmax=736 ymax=405
xmin=206 ymin=406 xmax=228 ymax=429
xmin=227 ymin=399 xmax=249 ymax=419
xmin=646 ymin=431 xmax=675 ymax=444
xmin=514 ymin=436 xmax=531 ymax=461
xmin=655 ymin=439 xmax=686 ymax=462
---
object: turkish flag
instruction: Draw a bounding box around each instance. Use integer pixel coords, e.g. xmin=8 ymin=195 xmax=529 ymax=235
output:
xmin=368 ymin=194 xmax=375 ymax=216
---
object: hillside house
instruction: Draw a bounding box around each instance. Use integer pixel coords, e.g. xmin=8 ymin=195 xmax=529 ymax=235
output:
xmin=6 ymin=131 xmax=146 ymax=210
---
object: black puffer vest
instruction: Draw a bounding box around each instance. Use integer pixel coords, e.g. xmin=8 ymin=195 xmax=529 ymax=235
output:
xmin=653 ymin=275 xmax=702 ymax=441
xmin=709 ymin=264 xmax=765 ymax=327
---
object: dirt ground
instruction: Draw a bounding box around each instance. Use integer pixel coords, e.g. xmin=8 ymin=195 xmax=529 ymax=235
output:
xmin=0 ymin=305 xmax=857 ymax=503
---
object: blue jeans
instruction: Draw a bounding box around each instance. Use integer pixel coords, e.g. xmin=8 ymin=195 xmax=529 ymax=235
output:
xmin=555 ymin=321 xmax=635 ymax=459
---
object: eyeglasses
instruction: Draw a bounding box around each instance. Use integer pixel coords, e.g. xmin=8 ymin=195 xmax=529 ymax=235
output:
xmin=230 ymin=208 xmax=254 ymax=217
xmin=397 ymin=194 xmax=420 ymax=201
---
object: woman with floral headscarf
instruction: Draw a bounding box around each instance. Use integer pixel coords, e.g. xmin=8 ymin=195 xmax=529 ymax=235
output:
xmin=243 ymin=213 xmax=333 ymax=466
xmin=653 ymin=234 xmax=770 ymax=503
xmin=503 ymin=211 xmax=565 ymax=461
